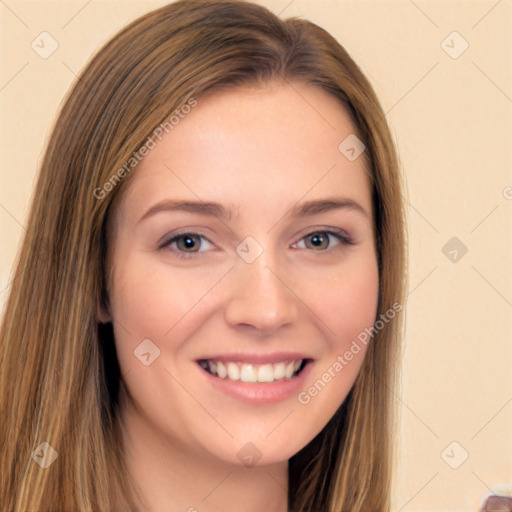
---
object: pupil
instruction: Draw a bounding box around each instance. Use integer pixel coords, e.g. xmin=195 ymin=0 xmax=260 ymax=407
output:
xmin=182 ymin=235 xmax=198 ymax=250
xmin=311 ymin=234 xmax=324 ymax=246
xmin=307 ymin=232 xmax=328 ymax=250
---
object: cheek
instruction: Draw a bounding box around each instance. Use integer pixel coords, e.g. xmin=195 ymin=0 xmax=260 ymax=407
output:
xmin=332 ymin=262 xmax=379 ymax=343
xmin=294 ymin=253 xmax=379 ymax=412
xmin=307 ymin=252 xmax=380 ymax=347
xmin=108 ymin=252 xmax=227 ymax=362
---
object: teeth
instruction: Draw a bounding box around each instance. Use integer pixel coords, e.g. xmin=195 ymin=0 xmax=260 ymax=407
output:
xmin=216 ymin=361 xmax=227 ymax=378
xmin=284 ymin=361 xmax=295 ymax=379
xmin=240 ymin=364 xmax=257 ymax=382
xmin=257 ymin=364 xmax=274 ymax=383
xmin=273 ymin=362 xmax=286 ymax=380
xmin=201 ymin=359 xmax=305 ymax=382
xmin=227 ymin=362 xmax=240 ymax=380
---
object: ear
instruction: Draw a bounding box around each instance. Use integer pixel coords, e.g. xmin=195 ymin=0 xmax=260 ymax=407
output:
xmin=97 ymin=298 xmax=112 ymax=324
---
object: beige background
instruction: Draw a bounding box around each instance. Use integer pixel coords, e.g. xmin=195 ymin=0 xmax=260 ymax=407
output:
xmin=1 ymin=0 xmax=511 ymax=510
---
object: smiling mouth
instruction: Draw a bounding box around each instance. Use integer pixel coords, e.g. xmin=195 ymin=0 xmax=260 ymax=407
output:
xmin=197 ymin=359 xmax=310 ymax=383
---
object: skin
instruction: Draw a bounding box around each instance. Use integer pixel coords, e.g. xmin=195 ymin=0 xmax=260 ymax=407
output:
xmin=99 ymin=81 xmax=379 ymax=512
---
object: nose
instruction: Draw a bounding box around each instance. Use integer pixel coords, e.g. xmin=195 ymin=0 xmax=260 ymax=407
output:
xmin=224 ymin=255 xmax=300 ymax=335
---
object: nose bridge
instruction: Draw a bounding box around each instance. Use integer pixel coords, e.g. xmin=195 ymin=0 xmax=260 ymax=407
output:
xmin=224 ymin=248 xmax=299 ymax=333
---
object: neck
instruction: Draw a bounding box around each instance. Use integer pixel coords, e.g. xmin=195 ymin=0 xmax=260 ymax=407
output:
xmin=117 ymin=384 xmax=289 ymax=512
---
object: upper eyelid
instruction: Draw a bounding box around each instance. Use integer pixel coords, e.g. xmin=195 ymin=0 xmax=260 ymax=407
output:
xmin=292 ymin=229 xmax=353 ymax=248
xmin=160 ymin=228 xmax=352 ymax=250
xmin=158 ymin=229 xmax=214 ymax=247
xmin=295 ymin=226 xmax=352 ymax=241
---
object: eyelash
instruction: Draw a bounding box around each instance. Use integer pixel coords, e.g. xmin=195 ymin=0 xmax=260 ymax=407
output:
xmin=159 ymin=229 xmax=354 ymax=260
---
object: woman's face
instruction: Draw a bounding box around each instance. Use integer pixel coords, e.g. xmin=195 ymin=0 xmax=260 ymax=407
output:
xmin=103 ymin=81 xmax=379 ymax=466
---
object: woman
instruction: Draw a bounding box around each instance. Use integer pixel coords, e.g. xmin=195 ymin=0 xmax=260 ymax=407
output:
xmin=0 ymin=0 xmax=407 ymax=510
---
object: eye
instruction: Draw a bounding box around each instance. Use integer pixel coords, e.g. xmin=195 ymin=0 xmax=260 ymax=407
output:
xmin=159 ymin=232 xmax=215 ymax=258
xmin=295 ymin=230 xmax=353 ymax=251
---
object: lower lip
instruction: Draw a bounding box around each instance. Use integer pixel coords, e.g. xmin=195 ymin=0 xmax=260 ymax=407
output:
xmin=197 ymin=361 xmax=314 ymax=405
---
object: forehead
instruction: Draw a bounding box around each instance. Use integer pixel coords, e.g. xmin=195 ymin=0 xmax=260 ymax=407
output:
xmin=116 ymin=81 xmax=372 ymax=224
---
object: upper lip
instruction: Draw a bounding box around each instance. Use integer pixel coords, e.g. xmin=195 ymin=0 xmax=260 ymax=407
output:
xmin=196 ymin=352 xmax=313 ymax=364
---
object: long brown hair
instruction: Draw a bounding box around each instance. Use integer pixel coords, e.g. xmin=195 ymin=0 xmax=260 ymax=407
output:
xmin=0 ymin=1 xmax=407 ymax=510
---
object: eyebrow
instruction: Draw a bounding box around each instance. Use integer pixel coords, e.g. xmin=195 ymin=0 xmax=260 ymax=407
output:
xmin=290 ymin=198 xmax=370 ymax=220
xmin=137 ymin=197 xmax=370 ymax=225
